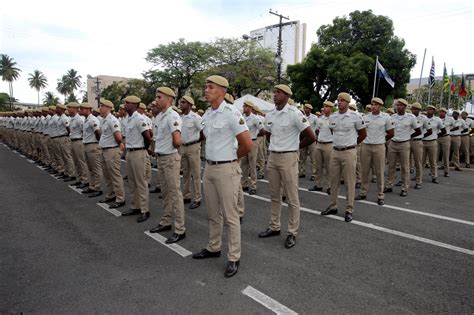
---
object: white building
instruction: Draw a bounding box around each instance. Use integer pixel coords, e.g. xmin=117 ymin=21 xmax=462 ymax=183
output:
xmin=86 ymin=75 xmax=129 ymax=107
xmin=249 ymin=20 xmax=307 ymax=73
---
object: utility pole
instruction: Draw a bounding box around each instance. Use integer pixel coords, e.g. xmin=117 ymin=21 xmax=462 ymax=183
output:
xmin=94 ymin=77 xmax=101 ymax=108
xmin=269 ymin=9 xmax=289 ymax=84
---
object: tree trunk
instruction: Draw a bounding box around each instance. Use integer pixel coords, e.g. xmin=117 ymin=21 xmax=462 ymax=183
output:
xmin=38 ymin=90 xmax=40 ymax=106
xmin=9 ymin=82 xmax=13 ymax=110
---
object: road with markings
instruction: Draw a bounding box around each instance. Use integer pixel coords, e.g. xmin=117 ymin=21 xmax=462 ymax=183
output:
xmin=1 ymin=143 xmax=473 ymax=314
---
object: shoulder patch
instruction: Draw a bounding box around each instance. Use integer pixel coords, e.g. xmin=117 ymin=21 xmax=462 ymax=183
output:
xmin=239 ymin=118 xmax=245 ymax=125
xmin=173 ymin=121 xmax=179 ymax=126
xmin=302 ymin=117 xmax=307 ymax=123
xmin=114 ymin=124 xmax=118 ymax=128
xmin=93 ymin=124 xmax=97 ymax=127
xmin=142 ymin=122 xmax=147 ymax=127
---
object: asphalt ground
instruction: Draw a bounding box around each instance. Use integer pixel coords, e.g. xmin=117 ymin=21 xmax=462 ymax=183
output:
xmin=1 ymin=143 xmax=473 ymax=314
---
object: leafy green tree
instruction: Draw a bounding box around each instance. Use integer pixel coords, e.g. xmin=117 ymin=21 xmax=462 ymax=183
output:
xmin=101 ymin=79 xmax=155 ymax=111
xmin=410 ymin=76 xmax=466 ymax=110
xmin=287 ymin=10 xmax=416 ymax=110
xmin=56 ymin=76 xmax=70 ymax=103
xmin=0 ymin=54 xmax=22 ymax=110
xmin=0 ymin=92 xmax=11 ymax=111
xmin=43 ymin=91 xmax=60 ymax=106
xmin=28 ymin=70 xmax=48 ymax=105
xmin=56 ymin=69 xmax=82 ymax=103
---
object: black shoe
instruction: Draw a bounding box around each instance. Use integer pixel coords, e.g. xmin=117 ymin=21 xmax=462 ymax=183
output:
xmin=444 ymin=172 xmax=449 ymax=177
xmin=410 ymin=169 xmax=414 ymax=174
xmin=190 ymin=201 xmax=201 ymax=209
xmin=395 ymin=181 xmax=402 ymax=187
xmin=150 ymin=186 xmax=161 ymax=193
xmin=258 ymin=228 xmax=281 ymax=238
xmin=149 ymin=224 xmax=172 ymax=233
xmin=340 ymin=180 xmax=344 ymax=185
xmin=432 ymin=178 xmax=439 ymax=184
xmin=183 ymin=198 xmax=192 ymax=204
xmin=454 ymin=167 xmax=462 ymax=171
xmin=355 ymin=195 xmax=366 ymax=200
xmin=414 ymin=183 xmax=422 ymax=189
xmin=88 ymin=191 xmax=103 ymax=198
xmin=257 ymin=174 xmax=264 ymax=179
xmin=400 ymin=190 xmax=407 ymax=197
xmin=377 ymin=199 xmax=385 ymax=205
xmin=77 ymin=183 xmax=89 ymax=189
xmin=309 ymin=186 xmax=323 ymax=192
xmin=122 ymin=208 xmax=141 ymax=216
xmin=63 ymin=176 xmax=75 ymax=182
xmin=438 ymin=165 xmax=444 ymax=170
xmin=109 ymin=201 xmax=125 ymax=208
xmin=123 ymin=175 xmax=128 ymax=180
xmin=282 ymin=196 xmax=287 ymax=202
xmin=81 ymin=188 xmax=95 ymax=194
xmin=321 ymin=207 xmax=337 ymax=215
xmin=99 ymin=196 xmax=116 ymax=203
xmin=371 ymin=177 xmax=377 ymax=183
xmin=466 ymin=164 xmax=470 ymax=168
xmin=192 ymin=248 xmax=221 ymax=259
xmin=56 ymin=173 xmax=67 ymax=179
xmin=137 ymin=212 xmax=150 ymax=223
xmin=383 ymin=187 xmax=393 ymax=193
xmin=242 ymin=186 xmax=249 ymax=192
xmin=326 ymin=188 xmax=331 ymax=195
xmin=310 ymin=175 xmax=315 ymax=181
xmin=344 ymin=212 xmax=353 ymax=222
xmin=299 ymin=174 xmax=305 ymax=178
xmin=165 ymin=233 xmax=186 ymax=244
xmin=355 ymin=182 xmax=361 ymax=189
xmin=249 ymin=188 xmax=256 ymax=195
xmin=284 ymin=235 xmax=296 ymax=249
xmin=72 ymin=181 xmax=82 ymax=186
xmin=224 ymin=260 xmax=240 ymax=278
xmin=239 ymin=217 xmax=243 ymax=224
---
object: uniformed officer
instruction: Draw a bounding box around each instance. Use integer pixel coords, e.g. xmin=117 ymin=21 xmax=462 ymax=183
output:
xmin=119 ymin=96 xmax=152 ymax=223
xmin=438 ymin=108 xmax=453 ymax=177
xmin=355 ymin=97 xmax=394 ymax=205
xmin=149 ymin=87 xmax=187 ymax=242
xmin=137 ymin=103 xmax=153 ymax=187
xmin=79 ymin=102 xmax=102 ymax=193
xmin=384 ymin=99 xmax=421 ymax=196
xmin=258 ymin=84 xmax=316 ymax=247
xmin=192 ymin=75 xmax=252 ymax=278
xmin=321 ymin=92 xmax=366 ymax=222
xmin=241 ymin=100 xmax=264 ymax=195
xmin=55 ymin=103 xmax=76 ymax=182
xmin=349 ymin=103 xmax=362 ymax=188
xmin=422 ymin=105 xmax=446 ymax=183
xmin=309 ymin=100 xmax=334 ymax=194
xmin=67 ymin=102 xmax=88 ymax=187
xmin=450 ymin=110 xmax=463 ymax=170
xmin=179 ymin=95 xmax=203 ymax=209
xmin=298 ymin=103 xmax=318 ymax=180
xmin=460 ymin=111 xmax=471 ymax=168
xmin=98 ymin=99 xmax=126 ymax=206
xmin=255 ymin=107 xmax=267 ymax=180
xmin=409 ymin=102 xmax=429 ymax=189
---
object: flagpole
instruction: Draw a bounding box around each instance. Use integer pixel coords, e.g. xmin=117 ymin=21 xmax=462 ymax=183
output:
xmin=372 ymin=56 xmax=378 ymax=98
xmin=439 ymin=63 xmax=445 ymax=107
xmin=417 ymin=48 xmax=427 ymax=102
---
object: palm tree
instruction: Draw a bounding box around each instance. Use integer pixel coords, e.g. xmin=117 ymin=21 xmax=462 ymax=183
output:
xmin=57 ymin=76 xmax=70 ymax=103
xmin=0 ymin=54 xmax=22 ymax=110
xmin=65 ymin=69 xmax=82 ymax=92
xmin=43 ymin=91 xmax=60 ymax=105
xmin=28 ymin=70 xmax=48 ymax=105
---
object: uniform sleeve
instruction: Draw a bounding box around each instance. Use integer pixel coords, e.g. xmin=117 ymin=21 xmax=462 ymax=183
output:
xmin=264 ymin=115 xmax=272 ymax=133
xmin=62 ymin=116 xmax=70 ymax=127
xmin=92 ymin=119 xmax=100 ymax=131
xmin=256 ymin=116 xmax=264 ymax=131
xmin=137 ymin=117 xmax=149 ymax=134
xmin=167 ymin=114 xmax=182 ymax=133
xmin=195 ymin=114 xmax=203 ymax=131
xmin=422 ymin=118 xmax=430 ymax=130
xmin=438 ymin=118 xmax=445 ymax=129
xmin=385 ymin=115 xmax=394 ymax=131
xmin=295 ymin=110 xmax=310 ymax=132
xmin=229 ymin=110 xmax=249 ymax=136
xmin=354 ymin=113 xmax=366 ymax=130
xmin=111 ymin=119 xmax=121 ymax=133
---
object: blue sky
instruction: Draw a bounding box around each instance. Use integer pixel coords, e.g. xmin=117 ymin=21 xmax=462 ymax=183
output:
xmin=1 ymin=0 xmax=472 ymax=103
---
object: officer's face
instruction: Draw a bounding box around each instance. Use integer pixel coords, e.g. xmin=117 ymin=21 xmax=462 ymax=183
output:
xmin=371 ymin=103 xmax=381 ymax=114
xmin=243 ymin=105 xmax=252 ymax=114
xmin=99 ymin=104 xmax=109 ymax=116
xmin=155 ymin=92 xmax=171 ymax=110
xmin=323 ymin=106 xmax=332 ymax=115
xmin=411 ymin=108 xmax=420 ymax=116
xmin=304 ymin=107 xmax=311 ymax=115
xmin=179 ymin=99 xmax=190 ymax=112
xmin=461 ymin=113 xmax=467 ymax=119
xmin=273 ymin=89 xmax=289 ymax=106
xmin=439 ymin=111 xmax=446 ymax=118
xmin=204 ymin=83 xmax=225 ymax=103
xmin=427 ymin=108 xmax=435 ymax=117
xmin=453 ymin=112 xmax=459 ymax=119
xmin=396 ymin=102 xmax=405 ymax=114
xmin=337 ymin=98 xmax=348 ymax=111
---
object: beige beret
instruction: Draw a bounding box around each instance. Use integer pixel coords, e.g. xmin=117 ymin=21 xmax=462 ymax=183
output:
xmin=274 ymin=84 xmax=293 ymax=96
xmin=42 ymin=107 xmax=49 ymax=112
xmin=253 ymin=105 xmax=260 ymax=112
xmin=156 ymin=87 xmax=176 ymax=98
xmin=206 ymin=75 xmax=229 ymax=88
xmin=80 ymin=102 xmax=93 ymax=109
xmin=181 ymin=95 xmax=195 ymax=105
xmin=386 ymin=108 xmax=395 ymax=114
xmin=224 ymin=93 xmax=234 ymax=104
xmin=92 ymin=107 xmax=100 ymax=113
xmin=426 ymin=105 xmax=436 ymax=110
xmin=397 ymin=98 xmax=409 ymax=107
xmin=365 ymin=104 xmax=372 ymax=110
xmin=197 ymin=109 xmax=204 ymax=114
xmin=304 ymin=103 xmax=313 ymax=110
xmin=411 ymin=102 xmax=422 ymax=110
xmin=243 ymin=100 xmax=255 ymax=109
xmin=323 ymin=101 xmax=334 ymax=107
xmin=48 ymin=105 xmax=56 ymax=110
xmin=349 ymin=103 xmax=357 ymax=110
xmin=66 ymin=102 xmax=80 ymax=108
xmin=56 ymin=104 xmax=67 ymax=110
xmin=439 ymin=107 xmax=448 ymax=113
xmin=124 ymin=95 xmax=141 ymax=104
xmin=452 ymin=109 xmax=460 ymax=114
xmin=338 ymin=92 xmax=351 ymax=103
xmin=100 ymin=98 xmax=114 ymax=108
xmin=371 ymin=97 xmax=384 ymax=105
xmin=139 ymin=103 xmax=147 ymax=110
xmin=119 ymin=104 xmax=125 ymax=109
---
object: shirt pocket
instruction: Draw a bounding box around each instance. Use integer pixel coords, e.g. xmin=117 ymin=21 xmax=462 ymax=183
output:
xmin=280 ymin=118 xmax=290 ymax=127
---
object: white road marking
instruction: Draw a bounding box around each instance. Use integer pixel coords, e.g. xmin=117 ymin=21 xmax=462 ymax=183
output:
xmin=50 ymin=174 xmax=60 ymax=180
xmin=242 ymin=286 xmax=298 ymax=315
xmin=144 ymin=231 xmax=192 ymax=257
xmin=243 ymin=192 xmax=474 ymax=256
xmin=26 ymin=159 xmax=35 ymax=163
xmin=68 ymin=185 xmax=83 ymax=194
xmin=36 ymin=165 xmax=47 ymax=170
xmin=258 ymin=179 xmax=474 ymax=226
xmin=96 ymin=203 xmax=122 ymax=217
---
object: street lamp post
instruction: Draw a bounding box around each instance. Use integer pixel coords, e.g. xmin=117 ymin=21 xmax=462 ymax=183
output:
xmin=87 ymin=75 xmax=101 ymax=108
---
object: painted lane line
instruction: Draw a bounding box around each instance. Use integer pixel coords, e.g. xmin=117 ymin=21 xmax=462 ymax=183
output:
xmin=258 ymin=178 xmax=474 ymax=226
xmin=243 ymin=192 xmax=474 ymax=256
xmin=50 ymin=174 xmax=60 ymax=180
xmin=144 ymin=231 xmax=192 ymax=257
xmin=36 ymin=165 xmax=47 ymax=170
xmin=96 ymin=203 xmax=122 ymax=217
xmin=68 ymin=185 xmax=83 ymax=194
xmin=242 ymin=286 xmax=298 ymax=315
xmin=26 ymin=159 xmax=35 ymax=163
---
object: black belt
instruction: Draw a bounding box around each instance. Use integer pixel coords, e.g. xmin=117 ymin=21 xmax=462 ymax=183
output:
xmin=252 ymin=138 xmax=258 ymax=141
xmin=84 ymin=142 xmax=98 ymax=145
xmin=450 ymin=135 xmax=460 ymax=137
xmin=439 ymin=134 xmax=450 ymax=138
xmin=207 ymin=159 xmax=237 ymax=165
xmin=102 ymin=146 xmax=119 ymax=150
xmin=183 ymin=140 xmax=201 ymax=146
xmin=392 ymin=139 xmax=410 ymax=143
xmin=423 ymin=139 xmax=437 ymax=142
xmin=71 ymin=138 xmax=83 ymax=141
xmin=127 ymin=147 xmax=145 ymax=151
xmin=156 ymin=152 xmax=173 ymax=156
xmin=52 ymin=135 xmax=67 ymax=139
xmin=411 ymin=138 xmax=422 ymax=141
xmin=318 ymin=141 xmax=333 ymax=144
xmin=270 ymin=150 xmax=298 ymax=154
xmin=333 ymin=145 xmax=356 ymax=151
xmin=461 ymin=134 xmax=469 ymax=137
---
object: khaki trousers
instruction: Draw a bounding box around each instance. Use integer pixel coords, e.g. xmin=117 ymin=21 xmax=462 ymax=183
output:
xmin=460 ymin=135 xmax=470 ymax=164
xmin=181 ymin=142 xmax=202 ymax=202
xmin=157 ymin=152 xmax=185 ymax=234
xmin=241 ymin=141 xmax=258 ymax=190
xmin=267 ymin=152 xmax=300 ymax=235
xmin=101 ymin=147 xmax=125 ymax=202
xmin=450 ymin=136 xmax=461 ymax=168
xmin=329 ymin=148 xmax=357 ymax=212
xmin=53 ymin=138 xmax=65 ymax=172
xmin=71 ymin=140 xmax=88 ymax=183
xmin=410 ymin=139 xmax=424 ymax=184
xmin=314 ymin=142 xmax=332 ymax=189
xmin=237 ymin=182 xmax=245 ymax=218
xmin=360 ymin=144 xmax=385 ymax=199
xmin=437 ymin=135 xmax=451 ymax=173
xmin=387 ymin=141 xmax=411 ymax=191
xmin=422 ymin=140 xmax=438 ymax=178
xmin=299 ymin=142 xmax=316 ymax=177
xmin=355 ymin=144 xmax=362 ymax=183
xmin=48 ymin=137 xmax=58 ymax=169
xmin=59 ymin=137 xmax=75 ymax=177
xmin=126 ymin=150 xmax=150 ymax=213
xmin=84 ymin=143 xmax=102 ymax=191
xmin=144 ymin=153 xmax=152 ymax=185
xmin=203 ymin=161 xmax=241 ymax=261
xmin=256 ymin=136 xmax=267 ymax=177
